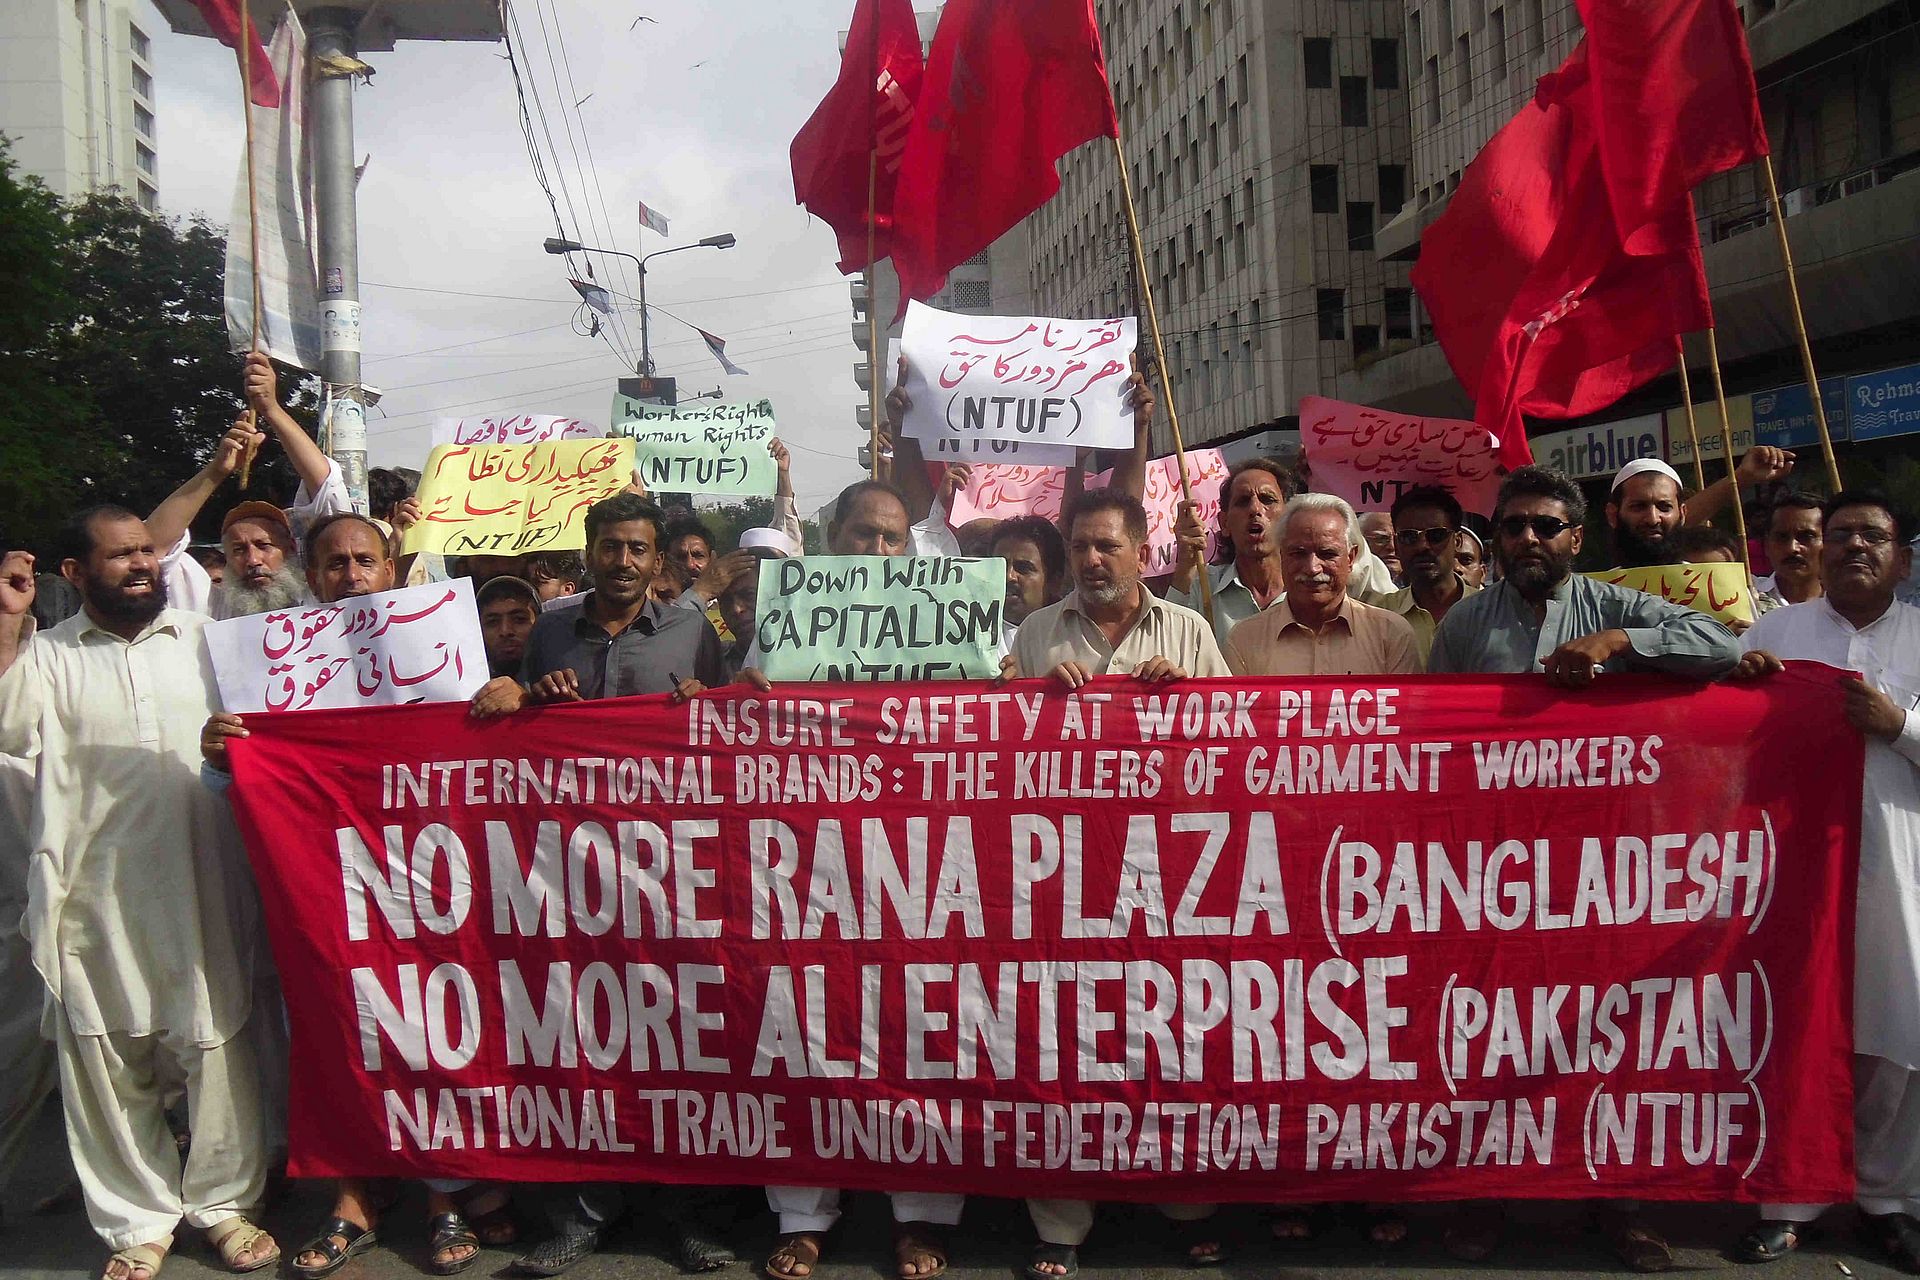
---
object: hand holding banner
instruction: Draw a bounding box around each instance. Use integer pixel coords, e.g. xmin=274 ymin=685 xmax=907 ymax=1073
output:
xmin=753 ymin=555 xmax=1004 ymax=681
xmin=1103 ymin=448 xmax=1229 ymax=574
xmin=610 ymin=398 xmax=778 ymax=496
xmin=1300 ymin=396 xmax=1503 ymax=515
xmin=403 ymin=439 xmax=635 ymax=557
xmin=205 ymin=579 xmax=487 ymax=713
xmin=430 ymin=415 xmax=604 ymax=447
xmin=900 ymin=303 xmax=1139 ymax=452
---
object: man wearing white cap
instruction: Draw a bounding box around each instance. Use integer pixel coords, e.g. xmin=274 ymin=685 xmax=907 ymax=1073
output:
xmin=1607 ymin=458 xmax=1688 ymax=568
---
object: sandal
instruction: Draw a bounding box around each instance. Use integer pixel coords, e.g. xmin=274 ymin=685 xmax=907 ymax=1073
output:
xmin=1736 ymin=1220 xmax=1803 ymax=1262
xmin=451 ymin=1186 xmax=518 ymax=1247
xmin=1866 ymin=1212 xmax=1920 ymax=1274
xmin=1605 ymin=1218 xmax=1674 ymax=1273
xmin=1269 ymin=1205 xmax=1324 ymax=1244
xmin=291 ymin=1217 xmax=379 ymax=1279
xmin=1168 ymin=1217 xmax=1233 ymax=1266
xmin=207 ymin=1217 xmax=279 ymax=1274
xmin=893 ymin=1221 xmax=949 ymax=1280
xmin=1362 ymin=1206 xmax=1409 ymax=1249
xmin=1024 ymin=1242 xmax=1079 ymax=1280
xmin=763 ymin=1231 xmax=826 ymax=1279
xmin=427 ymin=1212 xmax=480 ymax=1276
xmin=102 ymin=1238 xmax=172 ymax=1280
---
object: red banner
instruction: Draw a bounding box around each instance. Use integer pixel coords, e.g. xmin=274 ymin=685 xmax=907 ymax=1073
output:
xmin=226 ymin=667 xmax=1861 ymax=1203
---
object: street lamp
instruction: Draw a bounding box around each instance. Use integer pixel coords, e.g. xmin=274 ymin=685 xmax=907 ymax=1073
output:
xmin=543 ymin=232 xmax=737 ymax=374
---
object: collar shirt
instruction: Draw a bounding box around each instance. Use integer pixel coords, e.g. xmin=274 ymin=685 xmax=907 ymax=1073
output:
xmin=1224 ymin=595 xmax=1423 ymax=677
xmin=158 ymin=459 xmax=355 ymax=618
xmin=1745 ymin=598 xmax=1920 ymax=1068
xmin=1164 ymin=561 xmax=1278 ymax=648
xmin=1363 ymin=575 xmax=1482 ymax=664
xmin=1013 ymin=588 xmax=1231 ymax=679
xmin=0 ymin=608 xmax=257 ymax=1046
xmin=521 ymin=593 xmax=724 ymax=699
xmin=1427 ymin=575 xmax=1741 ymax=677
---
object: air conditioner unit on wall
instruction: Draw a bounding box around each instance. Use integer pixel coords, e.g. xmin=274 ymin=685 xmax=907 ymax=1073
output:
xmin=1780 ymin=187 xmax=1811 ymax=217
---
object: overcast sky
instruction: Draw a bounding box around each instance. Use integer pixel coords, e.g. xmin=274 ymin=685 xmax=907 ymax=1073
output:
xmin=145 ymin=0 xmax=868 ymax=518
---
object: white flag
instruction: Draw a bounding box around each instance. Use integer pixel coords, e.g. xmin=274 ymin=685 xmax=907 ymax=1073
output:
xmin=637 ymin=199 xmax=669 ymax=236
xmin=224 ymin=5 xmax=322 ymax=370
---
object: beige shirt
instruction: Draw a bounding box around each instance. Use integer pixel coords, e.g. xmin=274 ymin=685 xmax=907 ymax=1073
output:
xmin=1014 ymin=588 xmax=1231 ymax=678
xmin=1363 ymin=575 xmax=1482 ymax=663
xmin=0 ymin=608 xmax=257 ymax=1046
xmin=1224 ymin=595 xmax=1423 ymax=677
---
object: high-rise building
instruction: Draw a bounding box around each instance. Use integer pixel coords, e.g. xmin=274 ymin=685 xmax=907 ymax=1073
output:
xmin=1025 ymin=0 xmax=1416 ymax=461
xmin=0 ymin=0 xmax=159 ymax=209
xmin=1365 ymin=0 xmax=1920 ymax=490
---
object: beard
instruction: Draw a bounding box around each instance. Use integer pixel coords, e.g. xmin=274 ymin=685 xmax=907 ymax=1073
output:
xmin=1612 ymin=522 xmax=1678 ymax=568
xmin=1501 ymin=546 xmax=1576 ymax=595
xmin=221 ymin=564 xmax=308 ymax=617
xmin=1078 ymin=577 xmax=1131 ymax=609
xmin=83 ymin=568 xmax=168 ymax=629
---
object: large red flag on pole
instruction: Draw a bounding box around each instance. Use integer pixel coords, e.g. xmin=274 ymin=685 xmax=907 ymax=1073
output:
xmin=187 ymin=0 xmax=281 ymax=108
xmin=889 ymin=0 xmax=1119 ymax=311
xmin=790 ymin=0 xmax=925 ymax=274
xmin=1411 ymin=43 xmax=1711 ymax=469
xmin=1574 ymin=0 xmax=1768 ymax=257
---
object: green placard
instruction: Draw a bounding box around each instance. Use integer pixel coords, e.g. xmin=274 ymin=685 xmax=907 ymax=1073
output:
xmin=609 ymin=396 xmax=777 ymax=496
xmin=754 ymin=555 xmax=1004 ymax=682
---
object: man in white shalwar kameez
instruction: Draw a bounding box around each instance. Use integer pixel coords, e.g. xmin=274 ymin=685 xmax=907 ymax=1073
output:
xmin=1737 ymin=490 xmax=1920 ymax=1271
xmin=0 ymin=503 xmax=275 ymax=1280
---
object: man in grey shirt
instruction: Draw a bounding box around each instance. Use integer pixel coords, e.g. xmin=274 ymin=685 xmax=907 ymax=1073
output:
xmin=1429 ymin=465 xmax=1741 ymax=685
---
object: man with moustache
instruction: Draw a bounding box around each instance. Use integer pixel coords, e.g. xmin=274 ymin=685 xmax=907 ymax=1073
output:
xmin=1754 ymin=492 xmax=1824 ymax=614
xmin=1167 ymin=458 xmax=1294 ymax=645
xmin=1732 ymin=492 xmax=1920 ymax=1271
xmin=1364 ymin=485 xmax=1480 ymax=664
xmin=990 ymin=515 xmax=1068 ymax=646
xmin=0 ymin=507 xmax=278 ymax=1280
xmin=1359 ymin=511 xmax=1404 ymax=584
xmin=476 ymin=576 xmax=541 ymax=679
xmin=1606 ymin=459 xmax=1689 ymax=568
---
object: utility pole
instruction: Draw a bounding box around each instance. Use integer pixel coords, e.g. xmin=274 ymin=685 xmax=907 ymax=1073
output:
xmin=308 ymin=7 xmax=367 ymax=510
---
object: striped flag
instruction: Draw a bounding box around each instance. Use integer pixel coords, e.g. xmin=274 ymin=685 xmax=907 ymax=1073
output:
xmin=698 ymin=328 xmax=747 ymax=376
xmin=637 ymin=199 xmax=670 ymax=236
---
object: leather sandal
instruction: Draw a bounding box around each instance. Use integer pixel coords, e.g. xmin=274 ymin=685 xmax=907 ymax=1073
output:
xmin=290 ymin=1217 xmax=378 ymax=1279
xmin=893 ymin=1221 xmax=949 ymax=1280
xmin=1023 ymin=1242 xmax=1079 ymax=1280
xmin=206 ymin=1217 xmax=279 ymax=1274
xmin=102 ymin=1238 xmax=171 ymax=1280
xmin=427 ymin=1212 xmax=481 ymax=1276
xmin=1736 ymin=1220 xmax=1803 ymax=1262
xmin=763 ymin=1231 xmax=826 ymax=1279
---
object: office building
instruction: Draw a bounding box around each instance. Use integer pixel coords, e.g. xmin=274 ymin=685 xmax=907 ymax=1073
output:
xmin=0 ymin=0 xmax=159 ymax=209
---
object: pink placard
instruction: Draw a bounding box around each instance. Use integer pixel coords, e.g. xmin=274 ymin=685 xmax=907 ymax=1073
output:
xmin=1299 ymin=395 xmax=1502 ymax=515
xmin=948 ymin=464 xmax=1068 ymax=525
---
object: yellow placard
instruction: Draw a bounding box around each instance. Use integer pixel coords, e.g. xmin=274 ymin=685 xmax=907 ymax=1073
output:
xmin=1585 ymin=562 xmax=1754 ymax=628
xmin=403 ymin=439 xmax=636 ymax=557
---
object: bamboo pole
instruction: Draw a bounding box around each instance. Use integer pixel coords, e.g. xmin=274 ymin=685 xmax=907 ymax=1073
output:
xmin=238 ymin=1 xmax=265 ymax=489
xmin=1705 ymin=327 xmax=1754 ymax=588
xmin=1760 ymin=154 xmax=1841 ymax=492
xmin=1674 ymin=341 xmax=1706 ymax=493
xmin=1111 ymin=133 xmax=1214 ymax=625
xmin=866 ymin=149 xmax=884 ymax=482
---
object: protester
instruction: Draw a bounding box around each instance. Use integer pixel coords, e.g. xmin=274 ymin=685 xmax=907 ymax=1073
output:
xmin=1754 ymin=491 xmax=1824 ymax=613
xmin=1363 ymin=485 xmax=1480 ymax=663
xmin=1225 ymin=493 xmax=1420 ymax=679
xmin=1671 ymin=526 xmax=1743 ymax=564
xmin=711 ymin=529 xmax=793 ymax=679
xmin=665 ymin=517 xmax=717 ymax=586
xmin=1167 ymin=458 xmax=1294 ymax=644
xmin=1735 ymin=491 xmax=1920 ymax=1270
xmin=476 ymin=576 xmax=541 ymax=679
xmin=1358 ymin=511 xmax=1403 ymax=584
xmin=192 ymin=547 xmax=226 ymax=589
xmin=459 ymin=554 xmax=528 ymax=586
xmin=1456 ymin=522 xmax=1490 ymax=588
xmin=366 ymin=467 xmax=419 ymax=524
xmin=991 ymin=514 xmax=1069 ymax=634
xmin=523 ymin=550 xmax=587 ymax=602
xmin=1606 ymin=458 xmax=1688 ymax=568
xmin=0 ymin=502 xmax=277 ymax=1280
xmin=1683 ymin=445 xmax=1795 ymax=531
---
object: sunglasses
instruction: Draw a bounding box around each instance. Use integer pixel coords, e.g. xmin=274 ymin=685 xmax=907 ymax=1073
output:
xmin=1394 ymin=526 xmax=1456 ymax=548
xmin=1498 ymin=515 xmax=1577 ymax=540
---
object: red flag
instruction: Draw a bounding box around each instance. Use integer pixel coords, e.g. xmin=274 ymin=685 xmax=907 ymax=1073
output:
xmin=790 ymin=0 xmax=925 ymax=275
xmin=1575 ymin=0 xmax=1769 ymax=257
xmin=890 ymin=0 xmax=1118 ymax=311
xmin=1411 ymin=43 xmax=1710 ymax=470
xmin=188 ymin=0 xmax=281 ymax=108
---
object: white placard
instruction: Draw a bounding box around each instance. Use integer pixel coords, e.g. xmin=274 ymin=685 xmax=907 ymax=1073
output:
xmin=899 ymin=302 xmax=1138 ymax=451
xmin=206 ymin=579 xmax=488 ymax=714
xmin=430 ymin=414 xmax=604 ymax=447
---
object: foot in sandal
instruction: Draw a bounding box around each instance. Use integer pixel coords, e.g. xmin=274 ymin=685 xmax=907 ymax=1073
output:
xmin=893 ymin=1222 xmax=948 ymax=1279
xmin=207 ymin=1216 xmax=279 ymax=1274
xmin=763 ymin=1231 xmax=826 ymax=1279
xmin=102 ymin=1238 xmax=171 ymax=1280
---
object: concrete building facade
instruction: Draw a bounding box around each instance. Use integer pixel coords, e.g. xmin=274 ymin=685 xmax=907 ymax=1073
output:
xmin=0 ymin=0 xmax=159 ymax=209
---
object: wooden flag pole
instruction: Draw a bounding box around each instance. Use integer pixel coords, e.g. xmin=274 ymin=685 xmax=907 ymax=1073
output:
xmin=1705 ymin=326 xmax=1754 ymax=586
xmin=866 ymin=150 xmax=884 ymax=483
xmin=237 ymin=0 xmax=266 ymax=489
xmin=1674 ymin=340 xmax=1707 ymax=493
xmin=1110 ymin=132 xmax=1214 ymax=625
xmin=1760 ymin=154 xmax=1841 ymax=492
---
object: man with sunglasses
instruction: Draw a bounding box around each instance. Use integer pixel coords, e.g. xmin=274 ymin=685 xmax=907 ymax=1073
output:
xmin=1363 ymin=485 xmax=1480 ymax=664
xmin=1429 ymin=466 xmax=1741 ymax=689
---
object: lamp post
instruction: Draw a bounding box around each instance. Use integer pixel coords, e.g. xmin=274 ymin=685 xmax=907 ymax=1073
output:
xmin=543 ymin=233 xmax=736 ymax=375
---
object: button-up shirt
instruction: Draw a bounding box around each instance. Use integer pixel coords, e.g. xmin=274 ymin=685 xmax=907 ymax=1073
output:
xmin=1225 ymin=596 xmax=1422 ymax=677
xmin=522 ymin=593 xmax=724 ymax=698
xmin=0 ymin=608 xmax=258 ymax=1046
xmin=1427 ymin=574 xmax=1741 ymax=677
xmin=1361 ymin=574 xmax=1482 ymax=663
xmin=1745 ymin=597 xmax=1920 ymax=1068
xmin=1164 ymin=561 xmax=1281 ymax=647
xmin=1014 ymin=588 xmax=1231 ymax=678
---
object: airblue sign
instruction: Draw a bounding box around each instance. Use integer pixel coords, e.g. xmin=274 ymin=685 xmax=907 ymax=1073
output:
xmin=1849 ymin=363 xmax=1920 ymax=442
xmin=1752 ymin=378 xmax=1848 ymax=449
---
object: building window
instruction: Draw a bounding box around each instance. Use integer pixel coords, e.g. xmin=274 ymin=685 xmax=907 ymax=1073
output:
xmin=132 ymin=66 xmax=152 ymax=99
xmin=137 ymin=180 xmax=157 ymax=212
xmin=1409 ymin=10 xmax=1423 ymax=65
xmin=1529 ymin=0 xmax=1546 ymax=53
xmin=129 ymin=22 xmax=150 ymax=60
xmin=949 ymin=279 xmax=991 ymax=308
xmin=1456 ymin=34 xmax=1472 ymax=105
xmin=1385 ymin=288 xmax=1414 ymax=339
xmin=1346 ymin=201 xmax=1374 ymax=250
xmin=1303 ymin=37 xmax=1333 ymax=88
xmin=1339 ymin=76 xmax=1369 ymax=126
xmin=1426 ymin=56 xmax=1441 ymax=125
xmin=1317 ymin=289 xmax=1346 ymax=341
xmin=135 ymin=143 xmax=156 ymax=177
xmin=134 ymin=103 xmax=155 ymax=138
xmin=1353 ymin=324 xmax=1382 ymax=358
xmin=1372 ymin=39 xmax=1400 ymax=89
xmin=1310 ymin=164 xmax=1340 ymax=214
xmin=1489 ymin=7 xmax=1507 ymax=80
xmin=1252 ymin=297 xmax=1264 ymax=350
xmin=1378 ymin=164 xmax=1406 ymax=215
